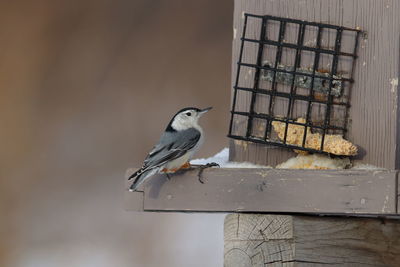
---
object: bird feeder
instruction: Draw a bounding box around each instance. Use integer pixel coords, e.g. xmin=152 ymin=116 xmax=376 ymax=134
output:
xmin=228 ymin=14 xmax=360 ymax=158
xmin=126 ymin=0 xmax=400 ymax=265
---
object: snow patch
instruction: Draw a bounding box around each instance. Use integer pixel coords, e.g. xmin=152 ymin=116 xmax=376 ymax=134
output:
xmin=351 ymin=163 xmax=386 ymax=170
xmin=191 ymin=148 xmax=271 ymax=168
xmin=390 ymin=77 xmax=398 ymax=93
xmin=192 ymin=148 xmax=386 ymax=170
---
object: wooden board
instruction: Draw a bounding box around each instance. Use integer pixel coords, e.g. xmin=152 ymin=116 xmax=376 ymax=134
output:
xmin=125 ymin=168 xmax=399 ymax=215
xmin=230 ymin=0 xmax=400 ymax=169
xmin=224 ymin=214 xmax=400 ymax=266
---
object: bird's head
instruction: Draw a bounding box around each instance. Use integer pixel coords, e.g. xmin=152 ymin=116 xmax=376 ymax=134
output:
xmin=166 ymin=107 xmax=212 ymax=131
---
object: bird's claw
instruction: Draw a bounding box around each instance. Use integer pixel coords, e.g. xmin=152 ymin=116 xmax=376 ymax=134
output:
xmin=197 ymin=162 xmax=219 ymax=184
xmin=206 ymin=162 xmax=220 ymax=168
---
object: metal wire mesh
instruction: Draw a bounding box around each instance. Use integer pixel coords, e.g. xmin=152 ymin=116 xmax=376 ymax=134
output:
xmin=228 ymin=14 xmax=361 ymax=154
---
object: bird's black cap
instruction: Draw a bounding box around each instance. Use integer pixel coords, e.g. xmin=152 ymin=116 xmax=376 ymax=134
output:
xmin=165 ymin=107 xmax=211 ymax=132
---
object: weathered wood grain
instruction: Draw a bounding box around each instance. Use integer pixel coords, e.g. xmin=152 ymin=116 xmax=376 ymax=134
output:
xmin=125 ymin=168 xmax=398 ymax=215
xmin=224 ymin=214 xmax=400 ymax=266
xmin=398 ymin=171 xmax=400 ymax=215
xmin=224 ymin=214 xmax=295 ymax=267
xmin=230 ymin=0 xmax=400 ymax=169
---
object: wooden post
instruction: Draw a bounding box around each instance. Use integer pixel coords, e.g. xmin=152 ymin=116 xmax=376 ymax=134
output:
xmin=224 ymin=214 xmax=400 ymax=266
xmin=230 ymin=0 xmax=400 ymax=169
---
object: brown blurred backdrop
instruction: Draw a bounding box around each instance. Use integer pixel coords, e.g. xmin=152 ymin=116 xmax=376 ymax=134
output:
xmin=0 ymin=1 xmax=232 ymax=266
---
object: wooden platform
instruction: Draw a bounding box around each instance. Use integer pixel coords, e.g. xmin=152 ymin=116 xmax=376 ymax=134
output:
xmin=125 ymin=168 xmax=400 ymax=216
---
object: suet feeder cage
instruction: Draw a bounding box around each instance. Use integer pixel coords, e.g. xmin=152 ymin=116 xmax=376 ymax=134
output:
xmin=228 ymin=14 xmax=361 ymax=155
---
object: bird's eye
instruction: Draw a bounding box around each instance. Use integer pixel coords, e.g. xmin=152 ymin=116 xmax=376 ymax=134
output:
xmin=186 ymin=112 xmax=192 ymax=116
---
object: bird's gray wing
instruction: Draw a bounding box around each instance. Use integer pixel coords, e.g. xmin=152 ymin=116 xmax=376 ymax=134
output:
xmin=128 ymin=128 xmax=201 ymax=189
xmin=142 ymin=128 xmax=201 ymax=169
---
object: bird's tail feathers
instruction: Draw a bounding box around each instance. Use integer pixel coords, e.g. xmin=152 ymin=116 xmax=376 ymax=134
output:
xmin=128 ymin=167 xmax=145 ymax=180
xmin=128 ymin=167 xmax=158 ymax=191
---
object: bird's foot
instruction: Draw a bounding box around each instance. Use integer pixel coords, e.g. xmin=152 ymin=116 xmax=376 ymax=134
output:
xmin=194 ymin=162 xmax=220 ymax=184
xmin=180 ymin=162 xmax=192 ymax=169
xmin=165 ymin=173 xmax=171 ymax=180
xmin=167 ymin=162 xmax=219 ymax=183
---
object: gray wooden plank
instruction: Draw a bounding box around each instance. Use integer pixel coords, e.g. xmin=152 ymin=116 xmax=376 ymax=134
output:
xmin=294 ymin=216 xmax=400 ymax=266
xmin=124 ymin=190 xmax=144 ymax=211
xmin=125 ymin=168 xmax=398 ymax=215
xmin=224 ymin=214 xmax=400 ymax=267
xmin=230 ymin=0 xmax=400 ymax=169
xmin=397 ymin=171 xmax=400 ymax=214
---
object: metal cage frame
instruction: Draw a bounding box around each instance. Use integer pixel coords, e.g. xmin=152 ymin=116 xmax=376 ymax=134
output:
xmin=228 ymin=14 xmax=362 ymax=155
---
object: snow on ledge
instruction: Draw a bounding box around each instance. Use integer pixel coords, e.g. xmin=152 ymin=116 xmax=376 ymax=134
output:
xmin=191 ymin=148 xmax=271 ymax=168
xmin=192 ymin=148 xmax=386 ymax=170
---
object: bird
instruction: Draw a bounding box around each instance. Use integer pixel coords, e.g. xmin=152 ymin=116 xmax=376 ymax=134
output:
xmin=128 ymin=107 xmax=212 ymax=191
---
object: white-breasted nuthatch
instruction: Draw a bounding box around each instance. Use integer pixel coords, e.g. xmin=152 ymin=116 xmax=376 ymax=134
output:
xmin=128 ymin=107 xmax=212 ymax=191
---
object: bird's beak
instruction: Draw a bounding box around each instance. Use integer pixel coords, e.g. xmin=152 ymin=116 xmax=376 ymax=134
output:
xmin=199 ymin=107 xmax=212 ymax=116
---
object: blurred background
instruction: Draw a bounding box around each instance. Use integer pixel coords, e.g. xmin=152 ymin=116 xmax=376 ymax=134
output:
xmin=0 ymin=0 xmax=232 ymax=266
